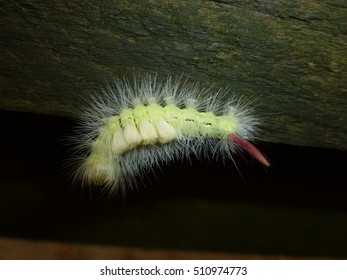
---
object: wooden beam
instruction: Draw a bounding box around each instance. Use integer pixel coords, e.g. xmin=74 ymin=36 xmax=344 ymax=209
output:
xmin=1 ymin=1 xmax=346 ymax=149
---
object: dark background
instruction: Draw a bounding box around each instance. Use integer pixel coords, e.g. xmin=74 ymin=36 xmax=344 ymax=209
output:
xmin=0 ymin=110 xmax=346 ymax=258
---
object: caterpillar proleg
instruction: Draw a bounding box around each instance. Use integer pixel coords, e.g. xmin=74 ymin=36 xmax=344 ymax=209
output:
xmin=71 ymin=74 xmax=269 ymax=194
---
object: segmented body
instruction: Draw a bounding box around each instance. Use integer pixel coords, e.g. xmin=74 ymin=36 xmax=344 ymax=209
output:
xmin=72 ymin=75 xmax=268 ymax=193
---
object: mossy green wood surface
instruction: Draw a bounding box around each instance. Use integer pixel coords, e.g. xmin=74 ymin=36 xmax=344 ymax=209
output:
xmin=1 ymin=1 xmax=346 ymax=149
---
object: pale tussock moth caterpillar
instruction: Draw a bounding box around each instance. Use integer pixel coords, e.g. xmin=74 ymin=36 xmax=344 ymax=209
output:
xmin=70 ymin=74 xmax=269 ymax=194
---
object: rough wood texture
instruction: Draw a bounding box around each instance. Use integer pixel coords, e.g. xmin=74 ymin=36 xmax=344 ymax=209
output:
xmin=1 ymin=1 xmax=346 ymax=149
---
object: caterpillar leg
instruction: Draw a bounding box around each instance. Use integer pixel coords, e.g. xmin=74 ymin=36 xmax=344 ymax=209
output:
xmin=228 ymin=134 xmax=270 ymax=167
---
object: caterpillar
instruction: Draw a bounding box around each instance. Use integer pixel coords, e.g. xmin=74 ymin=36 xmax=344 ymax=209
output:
xmin=70 ymin=74 xmax=269 ymax=194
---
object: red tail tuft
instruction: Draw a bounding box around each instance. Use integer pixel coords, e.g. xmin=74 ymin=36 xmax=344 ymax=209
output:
xmin=228 ymin=134 xmax=270 ymax=167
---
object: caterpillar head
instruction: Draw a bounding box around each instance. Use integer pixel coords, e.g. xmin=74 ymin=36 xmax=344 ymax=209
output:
xmin=81 ymin=154 xmax=118 ymax=186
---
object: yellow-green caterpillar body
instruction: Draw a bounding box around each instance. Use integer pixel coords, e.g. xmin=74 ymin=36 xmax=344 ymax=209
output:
xmin=71 ymin=74 xmax=269 ymax=194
